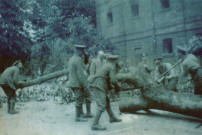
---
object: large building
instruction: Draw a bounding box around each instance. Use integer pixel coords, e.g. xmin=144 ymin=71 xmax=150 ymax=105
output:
xmin=95 ymin=0 xmax=202 ymax=61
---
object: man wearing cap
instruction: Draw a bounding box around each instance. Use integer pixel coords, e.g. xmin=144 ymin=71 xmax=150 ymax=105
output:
xmin=154 ymin=58 xmax=178 ymax=91
xmin=88 ymin=54 xmax=122 ymax=130
xmin=177 ymin=46 xmax=202 ymax=95
xmin=68 ymin=45 xmax=92 ymax=122
xmin=0 ymin=60 xmax=23 ymax=114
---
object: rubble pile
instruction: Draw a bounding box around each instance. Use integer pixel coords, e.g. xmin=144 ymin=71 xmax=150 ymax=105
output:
xmin=16 ymin=76 xmax=75 ymax=104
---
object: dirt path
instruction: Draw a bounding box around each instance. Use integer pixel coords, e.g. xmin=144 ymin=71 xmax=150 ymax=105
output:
xmin=0 ymin=100 xmax=202 ymax=135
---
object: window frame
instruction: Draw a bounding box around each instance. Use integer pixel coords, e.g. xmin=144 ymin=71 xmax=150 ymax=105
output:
xmin=130 ymin=2 xmax=139 ymax=17
xmin=162 ymin=38 xmax=173 ymax=54
xmin=106 ymin=11 xmax=113 ymax=24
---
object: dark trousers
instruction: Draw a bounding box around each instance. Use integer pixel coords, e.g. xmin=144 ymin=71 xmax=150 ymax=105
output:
xmin=194 ymin=67 xmax=202 ymax=95
xmin=1 ymin=84 xmax=16 ymax=100
xmin=1 ymin=84 xmax=16 ymax=112
xmin=71 ymin=87 xmax=85 ymax=107
xmin=71 ymin=87 xmax=92 ymax=106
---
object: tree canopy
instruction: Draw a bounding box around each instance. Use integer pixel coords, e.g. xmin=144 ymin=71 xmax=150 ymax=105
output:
xmin=0 ymin=0 xmax=114 ymax=74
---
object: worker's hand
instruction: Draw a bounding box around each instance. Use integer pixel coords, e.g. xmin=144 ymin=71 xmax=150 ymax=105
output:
xmin=156 ymin=77 xmax=164 ymax=83
xmin=17 ymin=80 xmax=25 ymax=88
xmin=16 ymin=89 xmax=22 ymax=97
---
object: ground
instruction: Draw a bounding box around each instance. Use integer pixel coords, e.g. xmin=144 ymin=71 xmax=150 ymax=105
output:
xmin=0 ymin=99 xmax=202 ymax=135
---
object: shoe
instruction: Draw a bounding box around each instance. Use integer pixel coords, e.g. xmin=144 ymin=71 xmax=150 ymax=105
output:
xmin=86 ymin=113 xmax=94 ymax=118
xmin=109 ymin=117 xmax=122 ymax=123
xmin=9 ymin=99 xmax=19 ymax=114
xmin=91 ymin=110 xmax=106 ymax=130
xmin=91 ymin=124 xmax=106 ymax=130
xmin=82 ymin=113 xmax=94 ymax=118
xmin=75 ymin=106 xmax=88 ymax=122
xmin=9 ymin=110 xmax=19 ymax=114
xmin=75 ymin=117 xmax=88 ymax=122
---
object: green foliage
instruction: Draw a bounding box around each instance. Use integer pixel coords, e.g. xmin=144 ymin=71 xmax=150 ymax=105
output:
xmin=27 ymin=0 xmax=114 ymax=76
xmin=0 ymin=0 xmax=33 ymax=72
xmin=67 ymin=15 xmax=113 ymax=55
xmin=0 ymin=0 xmax=115 ymax=76
xmin=30 ymin=38 xmax=71 ymax=77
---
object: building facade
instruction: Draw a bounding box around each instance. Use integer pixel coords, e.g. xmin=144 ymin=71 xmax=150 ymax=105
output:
xmin=95 ymin=0 xmax=202 ymax=62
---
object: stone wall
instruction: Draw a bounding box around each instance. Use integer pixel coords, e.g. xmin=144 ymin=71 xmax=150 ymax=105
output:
xmin=96 ymin=0 xmax=202 ymax=65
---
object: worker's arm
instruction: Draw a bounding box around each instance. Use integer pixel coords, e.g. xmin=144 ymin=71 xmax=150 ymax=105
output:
xmin=165 ymin=63 xmax=176 ymax=79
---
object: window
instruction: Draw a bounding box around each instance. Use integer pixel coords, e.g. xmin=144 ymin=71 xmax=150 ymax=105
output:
xmin=107 ymin=11 xmax=113 ymax=24
xmin=163 ymin=38 xmax=173 ymax=53
xmin=131 ymin=2 xmax=139 ymax=16
xmin=160 ymin=0 xmax=170 ymax=9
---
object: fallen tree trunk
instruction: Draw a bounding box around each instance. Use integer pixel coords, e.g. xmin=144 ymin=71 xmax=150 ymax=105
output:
xmin=116 ymin=73 xmax=202 ymax=119
xmin=119 ymin=89 xmax=202 ymax=119
xmin=20 ymin=69 xmax=69 ymax=87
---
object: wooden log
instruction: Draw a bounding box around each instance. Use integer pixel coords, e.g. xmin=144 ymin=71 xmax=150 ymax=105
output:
xmin=117 ymin=72 xmax=202 ymax=119
xmin=119 ymin=90 xmax=202 ymax=119
xmin=20 ymin=69 xmax=69 ymax=87
xmin=119 ymin=96 xmax=148 ymax=113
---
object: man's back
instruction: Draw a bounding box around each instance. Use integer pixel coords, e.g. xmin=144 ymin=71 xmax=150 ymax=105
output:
xmin=0 ymin=66 xmax=19 ymax=89
xmin=90 ymin=58 xmax=104 ymax=75
xmin=90 ymin=62 xmax=117 ymax=91
xmin=1 ymin=66 xmax=19 ymax=82
xmin=68 ymin=55 xmax=88 ymax=89
xmin=182 ymin=54 xmax=200 ymax=73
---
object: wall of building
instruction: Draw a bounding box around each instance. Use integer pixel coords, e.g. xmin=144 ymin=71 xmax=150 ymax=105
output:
xmin=96 ymin=0 xmax=202 ymax=64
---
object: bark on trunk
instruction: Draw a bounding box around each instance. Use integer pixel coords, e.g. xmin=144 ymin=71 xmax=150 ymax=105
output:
xmin=119 ymin=89 xmax=202 ymax=119
xmin=20 ymin=69 xmax=69 ymax=87
xmin=116 ymin=73 xmax=202 ymax=119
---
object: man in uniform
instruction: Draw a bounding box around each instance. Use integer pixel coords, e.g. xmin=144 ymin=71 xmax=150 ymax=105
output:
xmin=177 ymin=46 xmax=202 ymax=95
xmin=154 ymin=58 xmax=178 ymax=91
xmin=88 ymin=54 xmax=122 ymax=130
xmin=68 ymin=45 xmax=91 ymax=122
xmin=0 ymin=60 xmax=23 ymax=114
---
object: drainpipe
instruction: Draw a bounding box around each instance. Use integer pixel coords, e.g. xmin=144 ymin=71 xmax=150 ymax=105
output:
xmin=151 ymin=0 xmax=157 ymax=57
xmin=121 ymin=0 xmax=127 ymax=58
xmin=95 ymin=1 xmax=103 ymax=36
xmin=181 ymin=0 xmax=187 ymax=45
